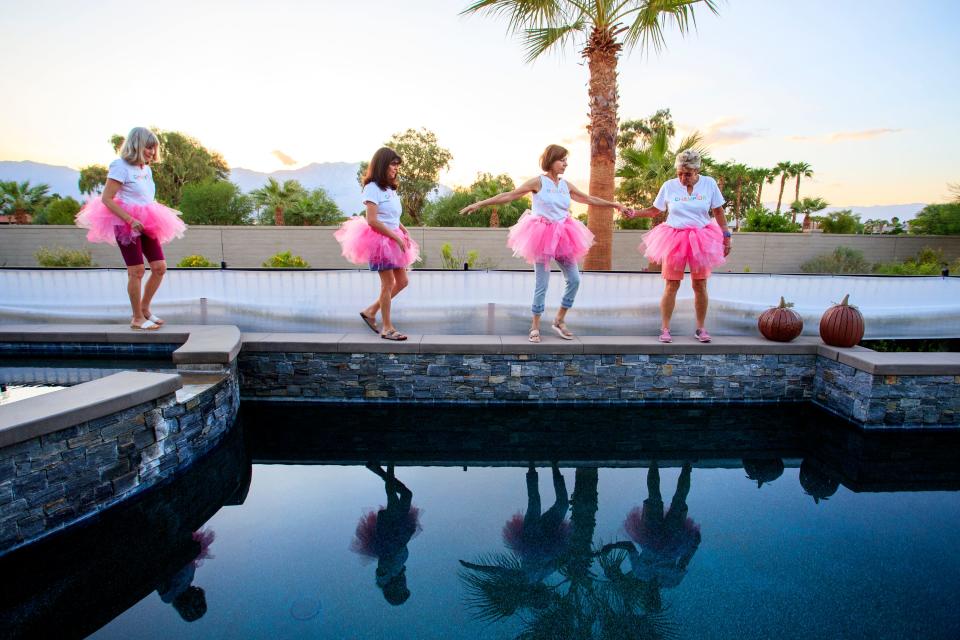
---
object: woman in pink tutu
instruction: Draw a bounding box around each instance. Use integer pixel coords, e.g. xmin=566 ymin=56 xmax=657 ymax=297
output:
xmin=75 ymin=127 xmax=185 ymax=330
xmin=461 ymin=145 xmax=627 ymax=342
xmin=334 ymin=147 xmax=419 ymax=341
xmin=626 ymin=149 xmax=731 ymax=343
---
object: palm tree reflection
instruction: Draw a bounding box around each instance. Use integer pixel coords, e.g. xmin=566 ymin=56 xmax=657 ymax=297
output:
xmin=351 ymin=462 xmax=422 ymax=605
xmin=460 ymin=466 xmax=677 ymax=639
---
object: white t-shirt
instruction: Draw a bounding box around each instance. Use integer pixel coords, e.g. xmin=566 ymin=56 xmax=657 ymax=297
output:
xmin=107 ymin=158 xmax=156 ymax=205
xmin=653 ymin=176 xmax=725 ymax=229
xmin=531 ymin=175 xmax=571 ymax=222
xmin=361 ymin=182 xmax=402 ymax=230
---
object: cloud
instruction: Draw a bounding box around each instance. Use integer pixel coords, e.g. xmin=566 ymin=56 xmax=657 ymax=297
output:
xmin=559 ymin=130 xmax=590 ymax=146
xmin=827 ymin=128 xmax=902 ymax=142
xmin=271 ymin=149 xmax=297 ymax=166
xmin=788 ymin=128 xmax=903 ymax=143
xmin=692 ymin=117 xmax=765 ymax=147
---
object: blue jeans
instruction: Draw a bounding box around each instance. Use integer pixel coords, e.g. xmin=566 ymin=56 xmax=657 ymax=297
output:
xmin=532 ymin=260 xmax=581 ymax=315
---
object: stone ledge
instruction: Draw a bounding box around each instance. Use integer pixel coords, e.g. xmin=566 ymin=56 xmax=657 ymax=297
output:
xmin=836 ymin=351 xmax=960 ymax=375
xmin=0 ymin=323 xmax=240 ymax=365
xmin=0 ymin=371 xmax=182 ymax=448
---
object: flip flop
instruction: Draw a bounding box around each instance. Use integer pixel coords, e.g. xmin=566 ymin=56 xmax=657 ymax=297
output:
xmin=360 ymin=312 xmax=379 ymax=334
xmin=130 ymin=319 xmax=161 ymax=331
xmin=551 ymin=321 xmax=574 ymax=340
xmin=528 ymin=329 xmax=541 ymax=343
xmin=146 ymin=314 xmax=165 ymax=326
xmin=380 ymin=329 xmax=408 ymax=341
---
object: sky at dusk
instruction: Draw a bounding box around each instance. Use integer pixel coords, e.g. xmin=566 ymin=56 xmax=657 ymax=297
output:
xmin=2 ymin=0 xmax=958 ymax=206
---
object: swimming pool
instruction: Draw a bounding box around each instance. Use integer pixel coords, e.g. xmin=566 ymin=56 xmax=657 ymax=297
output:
xmin=2 ymin=403 xmax=958 ymax=639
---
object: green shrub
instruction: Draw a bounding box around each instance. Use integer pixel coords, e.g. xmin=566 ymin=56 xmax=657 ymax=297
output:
xmin=800 ymin=247 xmax=870 ymax=274
xmin=177 ymin=254 xmax=215 ymax=268
xmin=742 ymin=206 xmax=800 ymax=232
xmin=617 ymin=214 xmax=651 ymax=230
xmin=262 ymin=250 xmax=310 ymax=268
xmin=817 ymin=209 xmax=863 ymax=234
xmin=439 ymin=242 xmax=498 ymax=270
xmin=873 ymin=247 xmax=958 ymax=275
xmin=34 ymin=246 xmax=94 ymax=267
xmin=34 ymin=196 xmax=81 ymax=225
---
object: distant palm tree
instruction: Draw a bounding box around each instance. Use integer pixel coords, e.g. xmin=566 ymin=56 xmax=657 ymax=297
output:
xmin=791 ymin=161 xmax=813 ymax=221
xmin=0 ymin=180 xmax=50 ymax=224
xmin=250 ymin=178 xmax=305 ymax=226
xmin=462 ymin=0 xmax=721 ymax=271
xmin=750 ymin=167 xmax=774 ymax=209
xmin=790 ymin=196 xmax=828 ymax=230
xmin=727 ymin=163 xmax=751 ymax=230
xmin=773 ymin=161 xmax=794 ymax=213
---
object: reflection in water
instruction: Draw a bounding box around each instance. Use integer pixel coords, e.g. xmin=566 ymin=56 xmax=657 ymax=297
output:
xmin=742 ymin=458 xmax=785 ymax=488
xmin=603 ymin=462 xmax=700 ymax=615
xmin=461 ymin=467 xmax=677 ymax=639
xmin=350 ymin=463 xmax=422 ymax=605
xmin=799 ymin=457 xmax=842 ymax=504
xmin=155 ymin=529 xmax=215 ymax=622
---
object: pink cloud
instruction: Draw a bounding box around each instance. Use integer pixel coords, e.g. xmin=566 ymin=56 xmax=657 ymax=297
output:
xmin=271 ymin=149 xmax=297 ymax=166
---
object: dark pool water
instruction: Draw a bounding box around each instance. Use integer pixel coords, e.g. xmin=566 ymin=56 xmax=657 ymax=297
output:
xmin=3 ymin=404 xmax=959 ymax=640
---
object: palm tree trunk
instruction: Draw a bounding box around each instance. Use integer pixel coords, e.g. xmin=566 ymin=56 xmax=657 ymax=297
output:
xmin=489 ymin=206 xmax=499 ymax=228
xmin=757 ymin=180 xmax=764 ymax=207
xmin=13 ymin=208 xmax=30 ymax=225
xmin=795 ymin=175 xmax=801 ymax=204
xmin=735 ymin=179 xmax=743 ymax=231
xmin=582 ymin=39 xmax=619 ymax=272
xmin=776 ymin=175 xmax=787 ymax=214
xmin=274 ymin=206 xmax=284 ymax=226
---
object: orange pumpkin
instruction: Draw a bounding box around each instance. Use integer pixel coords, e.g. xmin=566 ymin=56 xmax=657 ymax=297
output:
xmin=758 ymin=296 xmax=804 ymax=342
xmin=819 ymin=294 xmax=865 ymax=348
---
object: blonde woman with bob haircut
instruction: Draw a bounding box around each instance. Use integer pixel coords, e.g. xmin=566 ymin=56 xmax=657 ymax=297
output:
xmin=461 ymin=144 xmax=628 ymax=342
xmin=76 ymin=127 xmax=186 ymax=330
xmin=626 ymin=149 xmax=731 ymax=343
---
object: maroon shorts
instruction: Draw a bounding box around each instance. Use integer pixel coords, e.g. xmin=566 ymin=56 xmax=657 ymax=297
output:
xmin=115 ymin=228 xmax=164 ymax=266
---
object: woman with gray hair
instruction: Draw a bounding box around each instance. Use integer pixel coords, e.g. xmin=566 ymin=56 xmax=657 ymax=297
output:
xmin=626 ymin=149 xmax=731 ymax=343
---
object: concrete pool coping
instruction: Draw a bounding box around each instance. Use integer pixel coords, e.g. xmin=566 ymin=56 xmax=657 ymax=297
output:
xmin=0 ymin=324 xmax=958 ymax=374
xmin=0 ymin=371 xmax=182 ymax=448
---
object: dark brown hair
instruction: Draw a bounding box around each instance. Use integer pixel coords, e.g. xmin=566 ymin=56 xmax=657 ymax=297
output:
xmin=363 ymin=147 xmax=402 ymax=190
xmin=540 ymin=144 xmax=568 ymax=172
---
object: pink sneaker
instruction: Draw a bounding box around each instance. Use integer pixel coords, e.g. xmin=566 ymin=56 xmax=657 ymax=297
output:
xmin=694 ymin=328 xmax=712 ymax=343
xmin=658 ymin=328 xmax=673 ymax=343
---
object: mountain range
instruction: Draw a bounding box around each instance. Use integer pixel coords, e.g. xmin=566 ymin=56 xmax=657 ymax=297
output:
xmin=0 ymin=160 xmax=924 ymax=221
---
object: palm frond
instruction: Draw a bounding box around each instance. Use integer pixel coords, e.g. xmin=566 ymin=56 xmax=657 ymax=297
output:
xmin=461 ymin=0 xmax=570 ymax=34
xmin=521 ymin=21 xmax=584 ymax=62
xmin=622 ymin=0 xmax=720 ymax=54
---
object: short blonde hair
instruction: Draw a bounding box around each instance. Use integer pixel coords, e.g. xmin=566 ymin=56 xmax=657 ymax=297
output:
xmin=540 ymin=144 xmax=568 ymax=172
xmin=674 ymin=149 xmax=702 ymax=171
xmin=119 ymin=127 xmax=161 ymax=165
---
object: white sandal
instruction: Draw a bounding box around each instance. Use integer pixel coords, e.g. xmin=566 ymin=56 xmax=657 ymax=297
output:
xmin=551 ymin=321 xmax=574 ymax=340
xmin=130 ymin=319 xmax=160 ymax=331
xmin=146 ymin=313 xmax=165 ymax=326
xmin=528 ymin=329 xmax=541 ymax=343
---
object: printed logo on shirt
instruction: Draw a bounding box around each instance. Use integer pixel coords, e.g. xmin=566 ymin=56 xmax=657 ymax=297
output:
xmin=673 ymin=194 xmax=705 ymax=202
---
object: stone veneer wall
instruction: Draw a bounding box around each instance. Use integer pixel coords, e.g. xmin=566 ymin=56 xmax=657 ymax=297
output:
xmin=815 ymin=358 xmax=959 ymax=427
xmin=0 ymin=364 xmax=239 ymax=552
xmin=240 ymin=353 xmax=817 ymax=402
xmin=239 ymin=351 xmax=960 ymax=429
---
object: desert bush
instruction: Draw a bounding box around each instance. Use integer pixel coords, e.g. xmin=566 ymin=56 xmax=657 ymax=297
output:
xmin=35 ymin=246 xmax=94 ymax=267
xmin=262 ymin=250 xmax=310 ymax=268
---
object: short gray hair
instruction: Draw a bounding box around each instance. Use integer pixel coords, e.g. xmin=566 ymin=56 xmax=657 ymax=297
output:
xmin=674 ymin=149 xmax=702 ymax=171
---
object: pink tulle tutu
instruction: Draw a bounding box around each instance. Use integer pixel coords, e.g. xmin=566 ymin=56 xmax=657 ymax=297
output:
xmin=351 ymin=506 xmax=423 ymax=559
xmin=334 ymin=216 xmax=420 ymax=270
xmin=640 ymin=221 xmax=725 ymax=272
xmin=75 ymin=198 xmax=186 ymax=246
xmin=625 ymin=505 xmax=701 ymax=557
xmin=502 ymin=513 xmax=572 ymax=560
xmin=507 ymin=211 xmax=594 ymax=265
xmin=191 ymin=529 xmax=216 ymax=567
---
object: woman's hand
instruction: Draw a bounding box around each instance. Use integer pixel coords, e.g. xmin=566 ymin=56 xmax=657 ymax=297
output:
xmin=129 ymin=218 xmax=144 ymax=234
xmin=394 ymin=234 xmax=408 ymax=251
xmin=459 ymin=203 xmax=478 ymax=215
xmin=723 ymin=238 xmax=731 ymax=257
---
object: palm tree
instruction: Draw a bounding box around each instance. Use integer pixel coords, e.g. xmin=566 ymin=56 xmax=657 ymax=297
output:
xmin=789 ymin=196 xmax=828 ymax=230
xmin=791 ymin=161 xmax=813 ymax=220
xmin=749 ymin=167 xmax=773 ymax=209
xmin=250 ymin=178 xmax=305 ymax=226
xmin=462 ymin=0 xmax=721 ymax=271
xmin=0 ymin=180 xmax=50 ymax=224
xmin=773 ymin=161 xmax=793 ymax=214
xmin=726 ymin=163 xmax=750 ymax=231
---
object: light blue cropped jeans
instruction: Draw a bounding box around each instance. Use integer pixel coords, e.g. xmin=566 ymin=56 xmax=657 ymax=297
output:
xmin=531 ymin=259 xmax=581 ymax=315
